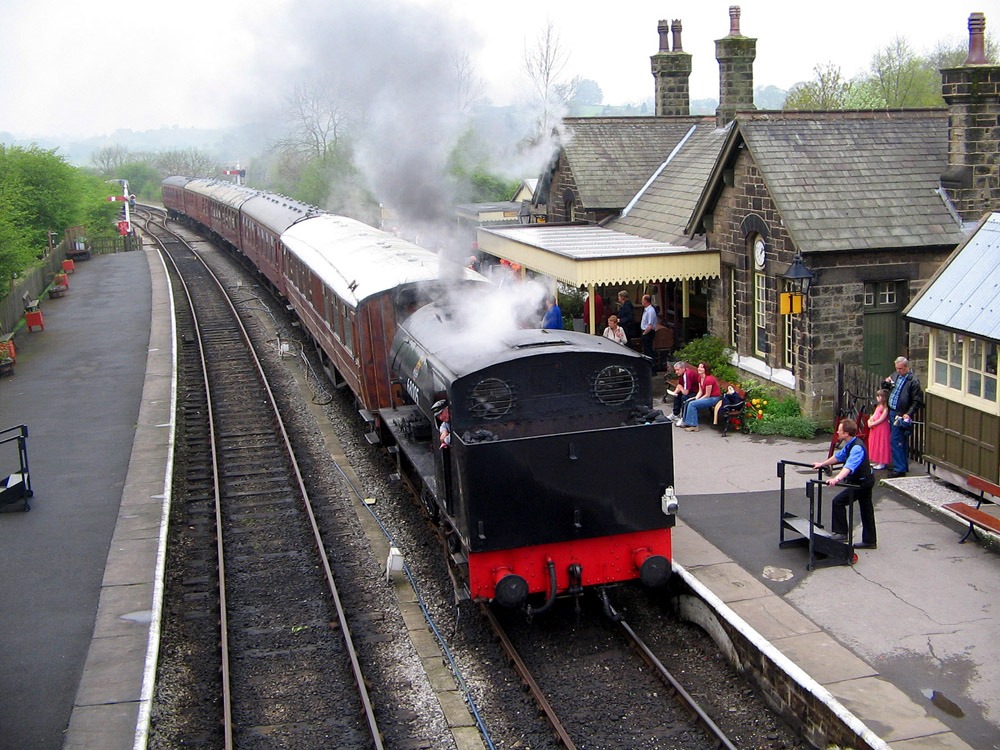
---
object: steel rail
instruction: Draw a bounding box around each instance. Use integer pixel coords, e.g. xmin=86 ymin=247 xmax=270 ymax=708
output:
xmin=479 ymin=604 xmax=578 ymax=749
xmin=139 ymin=209 xmax=384 ymax=749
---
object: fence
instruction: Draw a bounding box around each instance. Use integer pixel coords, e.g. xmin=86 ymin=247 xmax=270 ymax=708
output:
xmin=835 ymin=362 xmax=925 ymax=465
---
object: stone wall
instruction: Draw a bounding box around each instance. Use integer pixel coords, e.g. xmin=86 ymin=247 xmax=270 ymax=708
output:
xmin=705 ymin=149 xmax=951 ymax=423
xmin=941 ymin=62 xmax=1000 ymax=222
xmin=673 ymin=581 xmax=882 ymax=750
xmin=547 ymin=153 xmax=615 ymax=225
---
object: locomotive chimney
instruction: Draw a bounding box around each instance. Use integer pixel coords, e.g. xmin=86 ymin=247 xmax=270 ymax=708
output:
xmin=940 ymin=12 xmax=1000 ymax=222
xmin=651 ymin=18 xmax=692 ymax=116
xmin=715 ymin=5 xmax=756 ymax=128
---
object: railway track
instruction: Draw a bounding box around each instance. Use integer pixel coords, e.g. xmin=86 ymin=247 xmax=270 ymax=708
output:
xmin=135 ymin=205 xmax=808 ymax=750
xmin=138 ymin=209 xmax=383 ymax=749
xmin=483 ymin=593 xmax=739 ymax=750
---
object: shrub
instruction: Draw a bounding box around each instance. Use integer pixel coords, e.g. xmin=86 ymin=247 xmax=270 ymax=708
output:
xmin=742 ymin=387 xmax=818 ymax=438
xmin=747 ymin=415 xmax=819 ymax=439
xmin=672 ymin=335 xmax=739 ymax=384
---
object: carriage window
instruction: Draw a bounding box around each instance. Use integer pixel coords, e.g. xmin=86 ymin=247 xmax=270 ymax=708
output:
xmin=323 ymin=287 xmax=334 ymax=330
xmin=343 ymin=304 xmax=355 ymax=354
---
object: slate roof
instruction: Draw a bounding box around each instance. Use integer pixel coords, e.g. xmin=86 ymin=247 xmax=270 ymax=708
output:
xmin=608 ymin=122 xmax=731 ymax=248
xmin=905 ymin=212 xmax=1000 ymax=341
xmin=691 ymin=110 xmax=966 ymax=253
xmin=560 ymin=116 xmax=710 ymax=210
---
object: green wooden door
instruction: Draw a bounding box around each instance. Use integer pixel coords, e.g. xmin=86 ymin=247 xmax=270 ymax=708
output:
xmin=863 ymin=281 xmax=906 ymax=376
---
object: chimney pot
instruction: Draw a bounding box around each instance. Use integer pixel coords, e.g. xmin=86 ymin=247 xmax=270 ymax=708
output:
xmin=658 ymin=20 xmax=670 ymax=52
xmin=964 ymin=12 xmax=988 ymax=64
xmin=729 ymin=5 xmax=741 ymax=36
xmin=671 ymin=20 xmax=683 ymax=52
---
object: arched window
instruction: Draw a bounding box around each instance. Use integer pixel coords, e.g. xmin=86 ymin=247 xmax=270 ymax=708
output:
xmin=562 ymin=188 xmax=576 ymax=222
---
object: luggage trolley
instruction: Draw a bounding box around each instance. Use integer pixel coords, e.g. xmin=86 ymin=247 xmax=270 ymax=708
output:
xmin=1 ymin=425 xmax=33 ymax=512
xmin=777 ymin=459 xmax=858 ymax=570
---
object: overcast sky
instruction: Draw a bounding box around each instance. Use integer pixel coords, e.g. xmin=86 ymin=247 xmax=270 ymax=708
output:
xmin=0 ymin=0 xmax=991 ymax=140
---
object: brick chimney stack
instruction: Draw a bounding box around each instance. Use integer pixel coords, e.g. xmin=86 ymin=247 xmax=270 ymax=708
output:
xmin=941 ymin=12 xmax=1000 ymax=222
xmin=715 ymin=5 xmax=756 ymax=128
xmin=651 ymin=19 xmax=692 ymax=116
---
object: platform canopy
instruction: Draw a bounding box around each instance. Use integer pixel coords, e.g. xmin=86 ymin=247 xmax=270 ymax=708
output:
xmin=477 ymin=223 xmax=719 ymax=288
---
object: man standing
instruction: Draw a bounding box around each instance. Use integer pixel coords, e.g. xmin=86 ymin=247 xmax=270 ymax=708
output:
xmin=617 ymin=291 xmax=637 ymax=340
xmin=882 ymin=356 xmax=923 ymax=478
xmin=541 ymin=295 xmax=563 ymax=329
xmin=582 ymin=291 xmax=605 ymax=334
xmin=640 ymin=294 xmax=657 ymax=362
xmin=812 ymin=418 xmax=878 ymax=549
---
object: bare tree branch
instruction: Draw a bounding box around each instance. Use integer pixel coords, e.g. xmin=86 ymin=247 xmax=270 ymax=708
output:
xmin=523 ymin=20 xmax=573 ymax=138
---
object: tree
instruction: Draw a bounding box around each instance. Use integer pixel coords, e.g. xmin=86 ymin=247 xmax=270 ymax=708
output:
xmin=446 ymin=128 xmax=519 ymax=204
xmin=928 ymin=33 xmax=999 ymax=70
xmin=91 ymin=145 xmax=132 ymax=176
xmin=274 ymin=77 xmax=363 ymax=161
xmin=523 ymin=20 xmax=577 ymax=139
xmin=154 ymin=148 xmax=216 ymax=178
xmin=784 ymin=63 xmax=852 ymax=110
xmin=570 ymin=79 xmax=603 ymax=107
xmin=452 ymin=52 xmax=485 ymax=113
xmin=0 ymin=145 xmax=118 ymax=285
xmin=117 ymin=161 xmax=163 ymax=201
xmin=754 ymin=85 xmax=786 ymax=110
xmin=865 ymin=37 xmax=940 ymax=108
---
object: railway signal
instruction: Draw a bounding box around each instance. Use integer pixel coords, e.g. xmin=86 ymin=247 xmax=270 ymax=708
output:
xmin=106 ymin=178 xmax=132 ymax=236
xmin=223 ymin=166 xmax=245 ymax=185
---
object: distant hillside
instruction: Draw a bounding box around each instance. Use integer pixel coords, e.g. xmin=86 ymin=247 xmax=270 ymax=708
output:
xmin=2 ymin=88 xmax=786 ymax=169
xmin=0 ymin=122 xmax=282 ymax=168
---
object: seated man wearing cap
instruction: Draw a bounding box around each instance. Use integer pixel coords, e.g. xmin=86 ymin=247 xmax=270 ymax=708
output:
xmin=432 ymin=399 xmax=451 ymax=449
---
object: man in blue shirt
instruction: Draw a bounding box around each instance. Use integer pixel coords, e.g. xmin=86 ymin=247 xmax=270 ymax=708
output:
xmin=812 ymin=418 xmax=878 ymax=549
xmin=541 ymin=295 xmax=563 ymax=329
xmin=639 ymin=294 xmax=657 ymax=363
xmin=881 ymin=356 xmax=923 ymax=478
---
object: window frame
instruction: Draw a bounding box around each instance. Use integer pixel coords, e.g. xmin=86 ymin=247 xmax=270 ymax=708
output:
xmin=931 ymin=330 xmax=999 ymax=408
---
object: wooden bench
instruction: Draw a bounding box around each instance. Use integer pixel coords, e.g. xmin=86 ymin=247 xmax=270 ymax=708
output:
xmin=941 ymin=475 xmax=1000 ymax=543
xmin=22 ymin=292 xmax=39 ymax=312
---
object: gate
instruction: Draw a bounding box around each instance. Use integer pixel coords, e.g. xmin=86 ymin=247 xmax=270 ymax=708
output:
xmin=835 ymin=363 xmax=924 ymax=465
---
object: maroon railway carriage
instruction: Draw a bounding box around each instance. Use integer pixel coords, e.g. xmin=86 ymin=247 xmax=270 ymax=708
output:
xmin=238 ymin=193 xmax=320 ymax=295
xmin=280 ymin=213 xmax=491 ymax=410
xmin=166 ymin=178 xmax=258 ymax=251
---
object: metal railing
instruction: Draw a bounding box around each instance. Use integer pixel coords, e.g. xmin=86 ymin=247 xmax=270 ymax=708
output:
xmin=835 ymin=362 xmax=924 ymax=465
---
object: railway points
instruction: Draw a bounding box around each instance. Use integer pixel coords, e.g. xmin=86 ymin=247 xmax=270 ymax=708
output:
xmin=0 ymin=242 xmax=997 ymax=749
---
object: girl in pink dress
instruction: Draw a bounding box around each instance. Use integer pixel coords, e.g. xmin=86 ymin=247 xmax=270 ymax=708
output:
xmin=867 ymin=389 xmax=891 ymax=469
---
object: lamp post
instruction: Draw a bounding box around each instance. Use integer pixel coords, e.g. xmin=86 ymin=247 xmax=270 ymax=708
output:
xmin=781 ymin=251 xmax=815 ymax=314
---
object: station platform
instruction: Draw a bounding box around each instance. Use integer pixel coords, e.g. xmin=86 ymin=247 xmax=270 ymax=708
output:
xmin=0 ymin=247 xmax=172 ymax=750
xmin=0 ymin=249 xmax=997 ymax=749
xmin=658 ymin=377 xmax=999 ymax=749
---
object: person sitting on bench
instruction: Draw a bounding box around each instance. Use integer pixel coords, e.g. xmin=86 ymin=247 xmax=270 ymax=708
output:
xmin=678 ymin=362 xmax=722 ymax=432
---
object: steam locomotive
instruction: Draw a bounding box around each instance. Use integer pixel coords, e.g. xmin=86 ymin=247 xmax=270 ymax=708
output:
xmin=162 ymin=176 xmax=677 ymax=611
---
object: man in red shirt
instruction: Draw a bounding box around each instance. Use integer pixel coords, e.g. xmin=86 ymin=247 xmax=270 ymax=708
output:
xmin=666 ymin=361 xmax=700 ymax=423
xmin=582 ymin=291 xmax=604 ymax=334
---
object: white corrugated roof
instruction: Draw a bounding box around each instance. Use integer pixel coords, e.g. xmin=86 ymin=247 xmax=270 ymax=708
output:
xmin=281 ymin=214 xmax=486 ymax=307
xmin=477 ymin=224 xmax=719 ymax=287
xmin=906 ymin=212 xmax=1000 ymax=341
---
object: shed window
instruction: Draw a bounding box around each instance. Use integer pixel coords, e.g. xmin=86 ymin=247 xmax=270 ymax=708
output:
xmin=933 ymin=332 xmax=998 ymax=404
